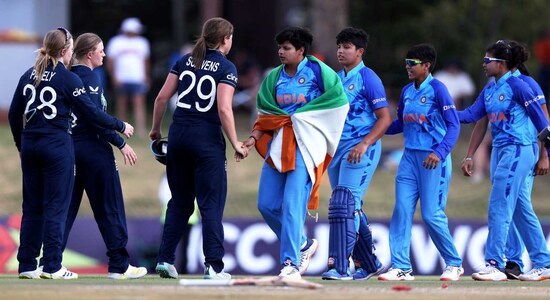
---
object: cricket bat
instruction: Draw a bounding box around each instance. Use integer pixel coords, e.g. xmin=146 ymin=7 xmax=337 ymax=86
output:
xmin=179 ymin=276 xmax=323 ymax=289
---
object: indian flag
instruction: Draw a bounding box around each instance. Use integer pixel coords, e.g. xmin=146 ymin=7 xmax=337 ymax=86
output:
xmin=253 ymin=55 xmax=349 ymax=210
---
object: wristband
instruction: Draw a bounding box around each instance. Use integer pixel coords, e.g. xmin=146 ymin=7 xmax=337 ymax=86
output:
xmin=461 ymin=156 xmax=473 ymax=164
xmin=249 ymin=135 xmax=257 ymax=142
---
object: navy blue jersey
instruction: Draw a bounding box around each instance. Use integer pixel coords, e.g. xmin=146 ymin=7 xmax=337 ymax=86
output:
xmin=71 ymin=65 xmax=125 ymax=149
xmin=8 ymin=62 xmax=124 ymax=151
xmin=170 ymin=50 xmax=238 ymax=125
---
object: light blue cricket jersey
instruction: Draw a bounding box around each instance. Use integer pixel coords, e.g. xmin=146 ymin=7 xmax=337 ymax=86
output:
xmin=276 ymin=58 xmax=323 ymax=114
xmin=513 ymin=69 xmax=547 ymax=143
xmin=387 ymin=74 xmax=460 ymax=159
xmin=459 ymin=71 xmax=549 ymax=147
xmin=338 ymin=61 xmax=388 ymax=142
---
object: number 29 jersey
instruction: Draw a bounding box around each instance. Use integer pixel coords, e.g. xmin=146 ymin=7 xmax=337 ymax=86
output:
xmin=170 ymin=49 xmax=238 ymax=125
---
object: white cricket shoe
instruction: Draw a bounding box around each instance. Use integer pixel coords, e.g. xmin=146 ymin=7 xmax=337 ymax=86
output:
xmin=40 ymin=266 xmax=78 ymax=279
xmin=471 ymin=265 xmax=507 ymax=281
xmin=156 ymin=262 xmax=178 ymax=279
xmin=204 ymin=264 xmax=231 ymax=280
xmin=378 ymin=268 xmax=415 ymax=281
xmin=298 ymin=238 xmax=318 ymax=275
xmin=440 ymin=265 xmax=464 ymax=281
xmin=279 ymin=265 xmax=301 ymax=280
xmin=108 ymin=265 xmax=148 ymax=279
xmin=518 ymin=267 xmax=550 ymax=281
xmin=19 ymin=266 xmax=42 ymax=279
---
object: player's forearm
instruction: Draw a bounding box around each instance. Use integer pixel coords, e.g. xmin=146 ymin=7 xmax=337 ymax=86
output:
xmin=466 ymin=117 xmax=488 ymax=157
xmin=219 ymin=108 xmax=239 ymax=148
xmin=150 ymin=100 xmax=167 ymax=132
xmin=362 ymin=108 xmax=391 ymax=146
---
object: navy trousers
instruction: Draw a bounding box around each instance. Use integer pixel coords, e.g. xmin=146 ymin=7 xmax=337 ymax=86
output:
xmin=158 ymin=122 xmax=227 ymax=273
xmin=18 ymin=132 xmax=74 ymax=273
xmin=62 ymin=138 xmax=129 ymax=273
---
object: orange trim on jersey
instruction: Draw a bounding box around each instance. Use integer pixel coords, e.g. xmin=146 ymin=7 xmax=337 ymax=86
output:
xmin=253 ymin=114 xmax=330 ymax=210
xmin=253 ymin=114 xmax=296 ymax=172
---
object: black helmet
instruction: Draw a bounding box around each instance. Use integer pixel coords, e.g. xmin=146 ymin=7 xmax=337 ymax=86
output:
xmin=150 ymin=138 xmax=168 ymax=165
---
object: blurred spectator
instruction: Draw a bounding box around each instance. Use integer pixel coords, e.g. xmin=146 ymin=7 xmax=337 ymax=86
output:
xmin=534 ymin=28 xmax=550 ymax=99
xmin=106 ymin=17 xmax=150 ymax=137
xmin=231 ymin=50 xmax=262 ymax=126
xmin=434 ymin=59 xmax=475 ymax=109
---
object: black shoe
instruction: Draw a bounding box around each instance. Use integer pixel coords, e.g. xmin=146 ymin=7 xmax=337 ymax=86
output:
xmin=504 ymin=261 xmax=522 ymax=280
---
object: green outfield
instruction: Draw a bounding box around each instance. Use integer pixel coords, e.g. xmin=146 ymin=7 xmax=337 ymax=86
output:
xmin=1 ymin=275 xmax=549 ymax=300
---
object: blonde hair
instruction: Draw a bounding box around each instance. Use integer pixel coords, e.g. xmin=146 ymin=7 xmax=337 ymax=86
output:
xmin=73 ymin=33 xmax=102 ymax=63
xmin=191 ymin=17 xmax=233 ymax=70
xmin=34 ymin=28 xmax=72 ymax=86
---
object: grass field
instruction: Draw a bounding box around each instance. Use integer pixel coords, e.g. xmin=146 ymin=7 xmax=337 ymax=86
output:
xmin=2 ymin=110 xmax=550 ymax=220
xmin=1 ymin=275 xmax=550 ymax=300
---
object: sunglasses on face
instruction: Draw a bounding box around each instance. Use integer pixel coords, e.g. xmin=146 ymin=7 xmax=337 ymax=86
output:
xmin=483 ymin=56 xmax=507 ymax=64
xmin=405 ymin=59 xmax=424 ymax=67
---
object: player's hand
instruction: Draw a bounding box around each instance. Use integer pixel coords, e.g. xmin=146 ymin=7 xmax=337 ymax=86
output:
xmin=535 ymin=155 xmax=549 ymax=176
xmin=243 ymin=136 xmax=256 ymax=151
xmin=149 ymin=129 xmax=162 ymax=141
xmin=234 ymin=141 xmax=248 ymax=162
xmin=120 ymin=144 xmax=138 ymax=166
xmin=347 ymin=142 xmax=368 ymax=164
xmin=122 ymin=122 xmax=134 ymax=138
xmin=422 ymin=152 xmax=440 ymax=170
xmin=461 ymin=157 xmax=473 ymax=176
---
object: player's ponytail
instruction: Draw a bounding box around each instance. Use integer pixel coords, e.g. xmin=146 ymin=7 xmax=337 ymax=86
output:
xmin=191 ymin=17 xmax=233 ymax=71
xmin=33 ymin=29 xmax=72 ymax=86
xmin=509 ymin=40 xmax=531 ymax=76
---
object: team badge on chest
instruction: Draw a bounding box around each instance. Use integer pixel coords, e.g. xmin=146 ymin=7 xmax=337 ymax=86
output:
xmin=499 ymin=94 xmax=505 ymax=102
xmin=420 ymin=96 xmax=427 ymax=104
xmin=348 ymin=84 xmax=355 ymax=91
xmin=298 ymin=77 xmax=306 ymax=84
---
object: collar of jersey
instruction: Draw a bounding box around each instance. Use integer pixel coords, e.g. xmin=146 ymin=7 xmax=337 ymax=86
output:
xmin=494 ymin=71 xmax=512 ymax=89
xmin=282 ymin=57 xmax=307 ymax=78
xmin=414 ymin=73 xmax=433 ymax=91
xmin=340 ymin=61 xmax=365 ymax=80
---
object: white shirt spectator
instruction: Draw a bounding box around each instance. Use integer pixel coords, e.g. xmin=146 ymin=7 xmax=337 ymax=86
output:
xmin=434 ymin=62 xmax=475 ymax=109
xmin=106 ymin=34 xmax=150 ymax=83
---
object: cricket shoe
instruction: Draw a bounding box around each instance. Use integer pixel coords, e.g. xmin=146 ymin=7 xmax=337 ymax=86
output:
xmin=156 ymin=262 xmax=178 ymax=279
xmin=40 ymin=266 xmax=78 ymax=279
xmin=353 ymin=260 xmax=385 ymax=280
xmin=378 ymin=268 xmax=415 ymax=281
xmin=440 ymin=265 xmax=464 ymax=281
xmin=321 ymin=268 xmax=352 ymax=280
xmin=108 ymin=265 xmax=148 ymax=279
xmin=518 ymin=267 xmax=550 ymax=281
xmin=204 ymin=264 xmax=231 ymax=280
xmin=279 ymin=265 xmax=301 ymax=280
xmin=471 ymin=265 xmax=507 ymax=281
xmin=504 ymin=261 xmax=522 ymax=280
xmin=19 ymin=266 xmax=43 ymax=279
xmin=298 ymin=238 xmax=318 ymax=275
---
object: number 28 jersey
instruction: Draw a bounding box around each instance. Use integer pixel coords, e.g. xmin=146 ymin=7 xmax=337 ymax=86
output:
xmin=170 ymin=49 xmax=238 ymax=125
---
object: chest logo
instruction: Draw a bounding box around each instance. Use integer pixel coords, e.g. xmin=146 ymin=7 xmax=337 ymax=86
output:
xmin=89 ymin=86 xmax=99 ymax=94
xmin=348 ymin=84 xmax=355 ymax=91
xmin=298 ymin=77 xmax=306 ymax=84
xmin=499 ymin=94 xmax=505 ymax=102
xmin=420 ymin=96 xmax=427 ymax=104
